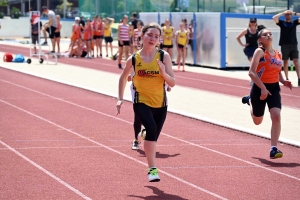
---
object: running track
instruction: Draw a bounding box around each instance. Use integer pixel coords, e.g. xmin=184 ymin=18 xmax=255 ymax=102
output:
xmin=0 ymin=44 xmax=299 ymax=109
xmin=1 ymin=45 xmax=300 ymax=199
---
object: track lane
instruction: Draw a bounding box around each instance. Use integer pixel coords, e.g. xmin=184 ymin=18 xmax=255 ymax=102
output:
xmin=1 ymin=44 xmax=299 ymax=109
xmin=1 ymin=68 xmax=300 ymax=199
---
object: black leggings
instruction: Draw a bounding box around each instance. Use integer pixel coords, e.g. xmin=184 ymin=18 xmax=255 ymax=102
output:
xmin=133 ymin=103 xmax=167 ymax=141
xmin=133 ymin=114 xmax=142 ymax=140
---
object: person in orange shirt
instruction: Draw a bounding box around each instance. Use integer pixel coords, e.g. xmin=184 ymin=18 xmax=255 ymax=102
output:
xmin=83 ymin=18 xmax=94 ymax=58
xmin=91 ymin=15 xmax=99 ymax=57
xmin=96 ymin=16 xmax=104 ymax=57
xmin=70 ymin=17 xmax=82 ymax=57
xmin=241 ymin=25 xmax=292 ymax=159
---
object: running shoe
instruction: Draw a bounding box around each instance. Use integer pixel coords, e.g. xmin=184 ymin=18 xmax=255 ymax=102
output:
xmin=242 ymin=95 xmax=250 ymax=105
xmin=148 ymin=168 xmax=160 ymax=182
xmin=139 ymin=129 xmax=146 ymax=140
xmin=118 ymin=63 xmax=123 ymax=69
xmin=270 ymin=147 xmax=283 ymax=159
xmin=131 ymin=139 xmax=139 ymax=150
xmin=298 ymin=79 xmax=300 ymax=87
xmin=41 ymin=41 xmax=48 ymax=46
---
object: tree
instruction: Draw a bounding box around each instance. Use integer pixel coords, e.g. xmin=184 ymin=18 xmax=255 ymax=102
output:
xmin=56 ymin=0 xmax=73 ymax=11
xmin=0 ymin=0 xmax=7 ymax=7
xmin=79 ymin=0 xmax=95 ymax=13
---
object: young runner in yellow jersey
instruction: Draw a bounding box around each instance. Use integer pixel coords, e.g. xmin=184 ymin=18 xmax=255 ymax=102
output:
xmin=162 ymin=19 xmax=174 ymax=60
xmin=104 ymin=17 xmax=114 ymax=57
xmin=116 ymin=22 xmax=175 ymax=182
xmin=175 ymin=22 xmax=189 ymax=71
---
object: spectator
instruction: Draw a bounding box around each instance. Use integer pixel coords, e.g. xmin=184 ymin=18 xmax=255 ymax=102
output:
xmin=31 ymin=18 xmax=43 ymax=54
xmin=131 ymin=12 xmax=138 ymax=29
xmin=41 ymin=6 xmax=57 ymax=53
xmin=273 ymin=10 xmax=300 ymax=86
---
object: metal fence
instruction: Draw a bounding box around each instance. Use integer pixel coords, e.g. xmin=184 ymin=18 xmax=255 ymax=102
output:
xmin=3 ymin=0 xmax=299 ymax=20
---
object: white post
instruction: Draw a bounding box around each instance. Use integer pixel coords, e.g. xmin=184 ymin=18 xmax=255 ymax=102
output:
xmin=63 ymin=0 xmax=66 ymax=18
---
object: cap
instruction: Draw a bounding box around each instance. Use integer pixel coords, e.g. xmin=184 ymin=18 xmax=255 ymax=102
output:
xmin=41 ymin=6 xmax=47 ymax=11
xmin=75 ymin=17 xmax=80 ymax=21
xmin=249 ymin=18 xmax=257 ymax=22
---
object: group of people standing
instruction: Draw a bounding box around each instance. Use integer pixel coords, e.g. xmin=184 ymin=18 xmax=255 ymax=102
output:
xmin=33 ymin=6 xmax=115 ymax=59
xmin=237 ymin=10 xmax=298 ymax=160
xmin=116 ymin=15 xmax=194 ymax=71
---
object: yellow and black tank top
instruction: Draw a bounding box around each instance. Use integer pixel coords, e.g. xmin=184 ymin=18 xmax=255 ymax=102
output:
xmin=163 ymin=26 xmax=173 ymax=46
xmin=177 ymin=30 xmax=188 ymax=45
xmin=131 ymin=50 xmax=167 ymax=108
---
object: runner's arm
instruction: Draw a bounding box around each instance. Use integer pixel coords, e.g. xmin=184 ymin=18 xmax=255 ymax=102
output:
xmin=249 ymin=48 xmax=266 ymax=90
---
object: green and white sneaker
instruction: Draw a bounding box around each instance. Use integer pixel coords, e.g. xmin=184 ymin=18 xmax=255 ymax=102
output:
xmin=148 ymin=168 xmax=160 ymax=182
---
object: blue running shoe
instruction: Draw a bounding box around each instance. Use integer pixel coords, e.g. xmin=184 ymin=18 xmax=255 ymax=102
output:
xmin=270 ymin=147 xmax=283 ymax=159
xmin=242 ymin=95 xmax=250 ymax=105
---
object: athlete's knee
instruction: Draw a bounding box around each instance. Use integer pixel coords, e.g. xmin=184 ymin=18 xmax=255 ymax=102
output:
xmin=252 ymin=116 xmax=263 ymax=125
xmin=270 ymin=108 xmax=281 ymax=123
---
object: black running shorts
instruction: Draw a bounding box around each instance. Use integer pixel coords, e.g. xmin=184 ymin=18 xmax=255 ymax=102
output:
xmin=250 ymin=82 xmax=281 ymax=117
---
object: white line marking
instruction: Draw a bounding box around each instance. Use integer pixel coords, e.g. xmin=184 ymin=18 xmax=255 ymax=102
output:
xmin=0 ymin=99 xmax=227 ymax=200
xmin=1 ymin=80 xmax=300 ymax=182
xmin=175 ymin=75 xmax=300 ymax=98
xmin=0 ymin=140 xmax=92 ymax=200
xmin=162 ymin=166 xmax=258 ymax=169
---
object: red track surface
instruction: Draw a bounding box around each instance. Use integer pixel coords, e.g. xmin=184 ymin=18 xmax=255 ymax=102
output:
xmin=1 ymin=44 xmax=299 ymax=109
xmin=1 ymin=64 xmax=300 ymax=200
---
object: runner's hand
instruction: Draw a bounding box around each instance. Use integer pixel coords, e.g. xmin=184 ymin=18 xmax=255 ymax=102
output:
xmin=260 ymin=88 xmax=271 ymax=100
xmin=283 ymin=80 xmax=292 ymax=90
xmin=116 ymin=100 xmax=123 ymax=115
xmin=157 ymin=59 xmax=166 ymax=76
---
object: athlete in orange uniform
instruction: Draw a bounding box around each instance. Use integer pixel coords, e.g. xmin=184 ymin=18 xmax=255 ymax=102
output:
xmin=83 ymin=18 xmax=94 ymax=58
xmin=242 ymin=26 xmax=292 ymax=159
xmin=70 ymin=17 xmax=82 ymax=57
xmin=116 ymin=22 xmax=175 ymax=182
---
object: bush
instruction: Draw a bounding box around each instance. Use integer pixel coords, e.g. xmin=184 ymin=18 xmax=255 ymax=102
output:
xmin=11 ymin=7 xmax=22 ymax=19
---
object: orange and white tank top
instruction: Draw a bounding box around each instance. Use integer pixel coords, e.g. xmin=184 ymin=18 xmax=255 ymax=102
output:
xmin=73 ymin=24 xmax=81 ymax=38
xmin=97 ymin=22 xmax=103 ymax=36
xmin=84 ymin=25 xmax=92 ymax=40
xmin=91 ymin=21 xmax=98 ymax=35
xmin=256 ymin=47 xmax=282 ymax=83
xmin=119 ymin=24 xmax=130 ymax=41
xmin=131 ymin=50 xmax=167 ymax=108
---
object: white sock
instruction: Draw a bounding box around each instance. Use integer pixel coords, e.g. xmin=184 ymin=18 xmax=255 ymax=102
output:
xmin=270 ymin=146 xmax=276 ymax=151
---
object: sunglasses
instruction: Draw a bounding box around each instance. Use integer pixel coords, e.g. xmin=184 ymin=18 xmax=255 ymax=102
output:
xmin=250 ymin=21 xmax=256 ymax=23
xmin=285 ymin=14 xmax=292 ymax=16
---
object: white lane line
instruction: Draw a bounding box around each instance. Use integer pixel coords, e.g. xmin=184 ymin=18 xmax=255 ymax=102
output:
xmin=0 ymin=140 xmax=92 ymax=200
xmin=0 ymin=99 xmax=227 ymax=200
xmin=162 ymin=166 xmax=258 ymax=169
xmin=1 ymin=46 xmax=299 ymax=99
xmin=1 ymin=80 xmax=300 ymax=182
